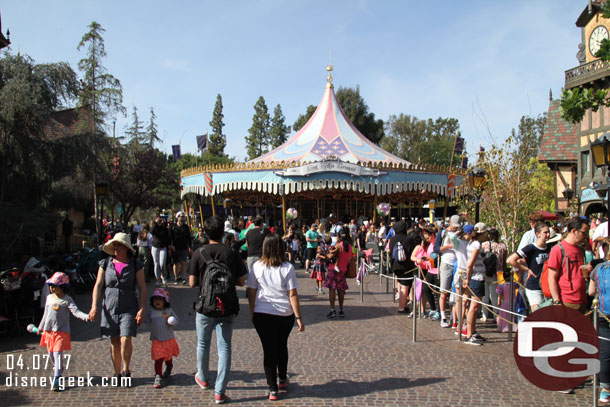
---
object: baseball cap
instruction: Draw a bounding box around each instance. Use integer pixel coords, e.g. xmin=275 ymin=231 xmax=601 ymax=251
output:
xmin=463 ymin=224 xmax=474 ymax=234
xmin=450 ymin=215 xmax=461 ymax=228
xmin=474 ymin=222 xmax=489 ymax=233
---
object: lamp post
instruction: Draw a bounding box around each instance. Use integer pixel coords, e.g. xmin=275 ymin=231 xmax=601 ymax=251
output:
xmin=95 ymin=181 xmax=109 ymax=245
xmin=468 ymin=167 xmax=487 ymax=223
xmin=591 ymin=132 xmax=610 ymax=237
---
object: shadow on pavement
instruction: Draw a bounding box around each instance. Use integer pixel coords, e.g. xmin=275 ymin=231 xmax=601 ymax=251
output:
xmin=229 ymin=376 xmax=446 ymax=403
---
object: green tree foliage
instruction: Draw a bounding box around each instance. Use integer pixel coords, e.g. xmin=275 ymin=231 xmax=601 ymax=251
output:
xmin=208 ymin=94 xmax=226 ymax=157
xmin=381 ymin=115 xmax=461 ymax=166
xmin=146 ymin=107 xmax=161 ymax=147
xmin=511 ymin=113 xmax=547 ymax=161
xmin=457 ymin=139 xmax=554 ymax=253
xmin=125 ymin=105 xmax=145 ymax=147
xmin=292 ymin=104 xmax=316 ymax=132
xmin=269 ymin=104 xmax=289 ymax=149
xmin=336 ymin=86 xmax=384 ymax=144
xmin=77 ymin=21 xmax=124 ymax=129
xmin=245 ymin=96 xmax=270 ymax=160
xmin=0 ymin=53 xmax=111 ymax=261
xmin=560 ymin=87 xmax=609 ymax=124
xmin=111 ymin=143 xmax=177 ymax=225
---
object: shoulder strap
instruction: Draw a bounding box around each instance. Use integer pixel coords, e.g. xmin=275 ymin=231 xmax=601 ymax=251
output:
xmin=200 ymin=246 xmax=213 ymax=264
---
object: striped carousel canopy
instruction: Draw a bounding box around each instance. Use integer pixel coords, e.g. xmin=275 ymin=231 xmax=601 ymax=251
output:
xmin=250 ymin=78 xmax=409 ymax=166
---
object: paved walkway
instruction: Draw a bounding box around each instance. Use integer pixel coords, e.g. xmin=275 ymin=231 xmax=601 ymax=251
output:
xmin=0 ymin=268 xmax=594 ymax=406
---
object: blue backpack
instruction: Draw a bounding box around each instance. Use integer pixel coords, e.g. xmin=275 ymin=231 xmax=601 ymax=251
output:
xmin=595 ymin=262 xmax=610 ymax=315
xmin=392 ymin=241 xmax=406 ymax=262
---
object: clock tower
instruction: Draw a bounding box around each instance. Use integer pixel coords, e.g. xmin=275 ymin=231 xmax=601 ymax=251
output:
xmin=562 ymin=0 xmax=610 ymax=215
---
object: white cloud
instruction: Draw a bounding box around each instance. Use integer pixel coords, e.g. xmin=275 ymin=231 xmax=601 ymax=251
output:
xmin=161 ymin=58 xmax=190 ymax=72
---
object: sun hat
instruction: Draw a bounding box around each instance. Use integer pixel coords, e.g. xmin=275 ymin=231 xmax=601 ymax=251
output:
xmin=450 ymin=215 xmax=462 ymax=228
xmin=151 ymin=287 xmax=170 ymax=303
xmin=46 ymin=272 xmax=70 ymax=286
xmin=474 ymin=222 xmax=489 ymax=233
xmin=102 ymin=232 xmax=136 ymax=256
xmin=463 ymin=224 xmax=474 ymax=234
xmin=547 ymin=228 xmax=562 ymax=244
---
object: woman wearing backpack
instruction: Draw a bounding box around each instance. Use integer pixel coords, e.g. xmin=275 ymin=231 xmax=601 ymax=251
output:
xmin=507 ymin=222 xmax=551 ymax=312
xmin=390 ymin=221 xmax=420 ymax=315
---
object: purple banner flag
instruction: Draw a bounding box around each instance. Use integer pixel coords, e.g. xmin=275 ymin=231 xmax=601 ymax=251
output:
xmin=196 ymin=134 xmax=208 ymax=152
xmin=172 ymin=145 xmax=181 ymax=161
xmin=454 ymin=135 xmax=464 ymax=156
xmin=461 ymin=156 xmax=468 ymax=169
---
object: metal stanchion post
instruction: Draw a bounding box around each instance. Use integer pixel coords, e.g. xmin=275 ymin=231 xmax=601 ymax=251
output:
xmin=417 ymin=269 xmax=423 ymax=320
xmin=508 ymin=271 xmax=514 ymax=342
xmin=458 ymin=273 xmax=463 ymax=342
xmin=594 ymin=298 xmax=599 ymax=407
xmin=412 ymin=279 xmax=418 ymax=343
xmin=385 ymin=253 xmax=390 ymax=294
xmin=360 ymin=260 xmax=364 ymax=303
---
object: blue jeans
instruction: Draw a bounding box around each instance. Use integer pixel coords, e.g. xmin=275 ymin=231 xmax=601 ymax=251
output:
xmin=196 ymin=312 xmax=235 ymax=395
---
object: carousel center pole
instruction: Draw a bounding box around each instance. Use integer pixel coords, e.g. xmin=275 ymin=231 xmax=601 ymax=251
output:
xmin=198 ymin=197 xmax=204 ymax=228
xmin=282 ymin=195 xmax=287 ymax=234
xmin=373 ymin=195 xmax=378 ymax=224
xmin=184 ymin=198 xmax=191 ymax=229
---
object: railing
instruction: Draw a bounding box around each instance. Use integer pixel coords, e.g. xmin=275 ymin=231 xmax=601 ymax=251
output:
xmin=565 ymin=59 xmax=610 ymax=89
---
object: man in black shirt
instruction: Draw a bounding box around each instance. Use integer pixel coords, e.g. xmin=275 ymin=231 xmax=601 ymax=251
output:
xmin=246 ymin=216 xmax=267 ymax=274
xmin=188 ymin=216 xmax=247 ymax=403
xmin=170 ymin=211 xmax=192 ymax=285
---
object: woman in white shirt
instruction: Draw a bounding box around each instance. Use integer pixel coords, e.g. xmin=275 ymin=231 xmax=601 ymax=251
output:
xmin=247 ymin=234 xmax=304 ymax=401
xmin=461 ymin=223 xmax=488 ymax=346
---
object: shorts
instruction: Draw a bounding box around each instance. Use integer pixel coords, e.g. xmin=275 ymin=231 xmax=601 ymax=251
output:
xmin=525 ymin=288 xmax=544 ymax=307
xmin=306 ymin=247 xmax=317 ymax=261
xmin=439 ymin=261 xmax=455 ymax=292
xmin=172 ymin=248 xmax=188 ymax=263
xmin=101 ymin=311 xmax=137 ymax=338
xmin=468 ymin=279 xmax=485 ymax=299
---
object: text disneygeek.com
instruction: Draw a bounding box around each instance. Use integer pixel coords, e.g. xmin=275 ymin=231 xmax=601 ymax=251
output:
xmin=4 ymin=372 xmax=130 ymax=390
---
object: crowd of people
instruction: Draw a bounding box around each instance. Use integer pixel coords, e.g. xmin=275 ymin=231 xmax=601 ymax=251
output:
xmin=35 ymin=207 xmax=610 ymax=403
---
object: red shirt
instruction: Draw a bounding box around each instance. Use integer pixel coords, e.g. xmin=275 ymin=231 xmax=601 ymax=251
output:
xmin=547 ymin=240 xmax=586 ymax=304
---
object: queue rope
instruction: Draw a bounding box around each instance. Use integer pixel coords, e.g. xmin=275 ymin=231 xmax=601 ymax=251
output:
xmin=414 ymin=276 xmax=523 ymax=318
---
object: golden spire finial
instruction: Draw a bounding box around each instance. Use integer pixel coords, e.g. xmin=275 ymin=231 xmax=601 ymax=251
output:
xmin=326 ymin=49 xmax=334 ymax=86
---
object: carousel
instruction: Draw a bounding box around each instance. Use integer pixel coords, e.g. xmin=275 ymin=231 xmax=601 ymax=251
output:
xmin=180 ymin=67 xmax=467 ymax=229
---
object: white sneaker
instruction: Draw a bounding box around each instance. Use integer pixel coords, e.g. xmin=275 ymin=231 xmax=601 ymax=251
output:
xmin=440 ymin=320 xmax=450 ymax=328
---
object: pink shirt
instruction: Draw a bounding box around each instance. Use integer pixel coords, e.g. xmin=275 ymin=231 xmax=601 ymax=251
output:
xmin=416 ymin=240 xmax=438 ymax=274
xmin=113 ymin=260 xmax=129 ymax=276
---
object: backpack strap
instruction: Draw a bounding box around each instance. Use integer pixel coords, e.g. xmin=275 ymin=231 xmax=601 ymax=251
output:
xmin=200 ymin=246 xmax=213 ymax=264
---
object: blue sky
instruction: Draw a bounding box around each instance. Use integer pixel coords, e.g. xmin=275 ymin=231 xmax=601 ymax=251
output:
xmin=2 ymin=1 xmax=584 ymax=161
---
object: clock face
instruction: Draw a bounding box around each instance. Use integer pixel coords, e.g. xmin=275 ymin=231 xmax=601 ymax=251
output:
xmin=590 ymin=25 xmax=609 ymax=56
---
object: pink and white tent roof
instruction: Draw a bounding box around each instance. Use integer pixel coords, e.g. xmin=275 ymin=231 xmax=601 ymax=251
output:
xmin=249 ymin=82 xmax=410 ymax=165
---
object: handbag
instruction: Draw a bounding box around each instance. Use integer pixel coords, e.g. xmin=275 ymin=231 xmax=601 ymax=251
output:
xmin=346 ymin=256 xmax=357 ymax=278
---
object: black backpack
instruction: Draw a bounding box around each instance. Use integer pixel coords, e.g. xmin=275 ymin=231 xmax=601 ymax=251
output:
xmin=481 ymin=242 xmax=498 ymax=277
xmin=195 ymin=248 xmax=239 ymax=317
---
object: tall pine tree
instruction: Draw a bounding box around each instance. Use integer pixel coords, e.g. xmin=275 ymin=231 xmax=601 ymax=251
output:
xmin=146 ymin=107 xmax=161 ymax=147
xmin=269 ymin=104 xmax=289 ymax=149
xmin=208 ymin=94 xmax=226 ymax=157
xmin=245 ymin=96 xmax=270 ymax=160
xmin=125 ymin=105 xmax=145 ymax=147
xmin=77 ymin=21 xmax=124 ymax=130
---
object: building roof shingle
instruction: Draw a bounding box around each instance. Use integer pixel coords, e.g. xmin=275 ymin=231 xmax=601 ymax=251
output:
xmin=538 ymin=99 xmax=578 ymax=163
